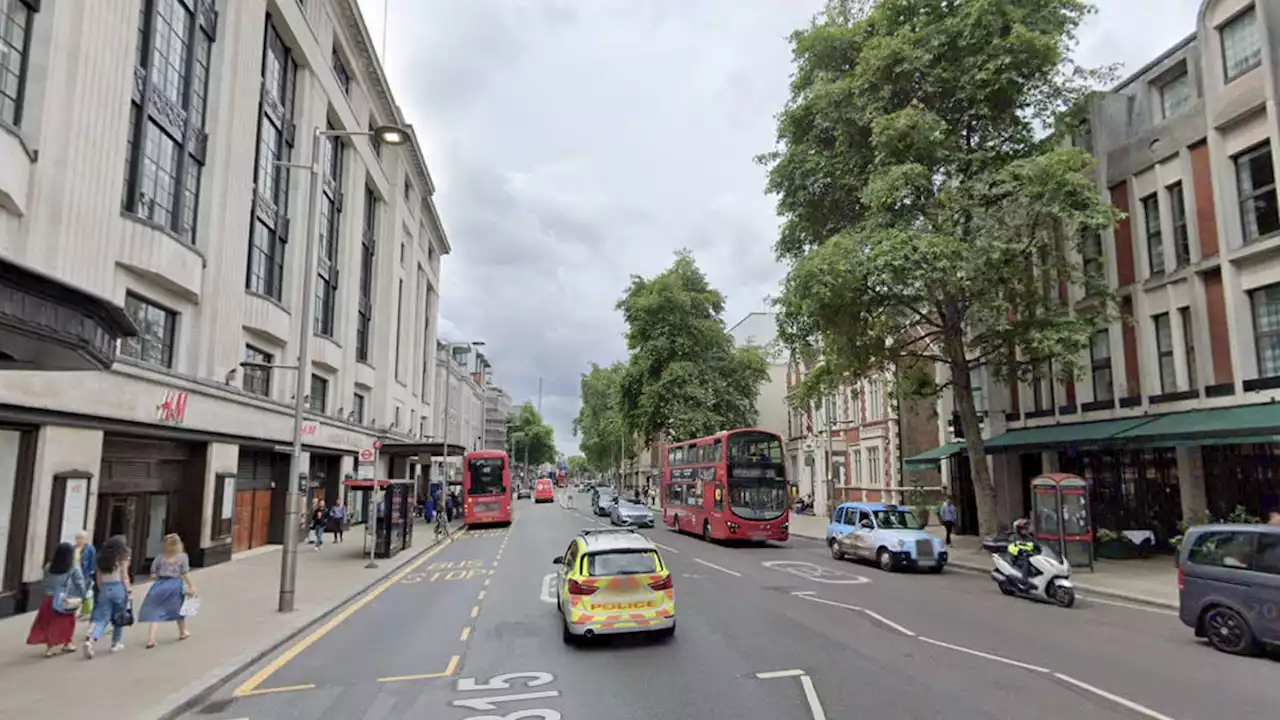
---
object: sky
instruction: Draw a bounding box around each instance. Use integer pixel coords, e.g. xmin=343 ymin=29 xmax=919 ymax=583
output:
xmin=357 ymin=0 xmax=1205 ymax=455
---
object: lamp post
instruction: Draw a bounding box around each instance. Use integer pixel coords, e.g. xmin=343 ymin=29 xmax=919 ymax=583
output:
xmin=438 ymin=340 xmax=484 ymax=525
xmin=263 ymin=124 xmax=408 ymax=613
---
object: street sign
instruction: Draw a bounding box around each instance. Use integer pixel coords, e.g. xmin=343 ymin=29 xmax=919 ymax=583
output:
xmin=373 ymin=440 xmax=383 ymax=450
xmin=359 ymin=448 xmax=375 ymax=462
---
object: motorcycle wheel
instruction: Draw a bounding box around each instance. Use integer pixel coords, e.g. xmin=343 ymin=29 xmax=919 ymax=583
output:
xmin=997 ymin=580 xmax=1016 ymax=596
xmin=1050 ymin=582 xmax=1075 ymax=608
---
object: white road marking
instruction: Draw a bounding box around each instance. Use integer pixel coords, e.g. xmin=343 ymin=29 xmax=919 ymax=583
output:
xmin=1078 ymin=594 xmax=1177 ymax=616
xmin=798 ymin=674 xmax=828 ymax=720
xmin=756 ymin=669 xmax=805 ymax=679
xmin=762 ymin=560 xmax=871 ymax=584
xmin=452 ymin=690 xmax=561 ymax=711
xmin=918 ymin=637 xmax=1049 ymax=673
xmin=791 ymin=592 xmax=915 ymax=637
xmin=1053 ymin=673 xmax=1179 ymax=720
xmin=539 ymin=574 xmax=557 ymax=604
xmin=693 ymin=557 xmax=742 ymax=577
xmin=652 ymin=541 xmax=680 ymax=554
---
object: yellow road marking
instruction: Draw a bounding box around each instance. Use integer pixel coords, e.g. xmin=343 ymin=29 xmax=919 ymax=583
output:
xmin=470 ymin=605 xmax=480 ymax=618
xmin=460 ymin=626 xmax=471 ymax=641
xmin=477 ymin=590 xmax=486 ymax=600
xmin=377 ymin=655 xmax=460 ymax=683
xmin=233 ymin=537 xmax=455 ymax=697
xmin=234 ymin=683 xmax=316 ymax=697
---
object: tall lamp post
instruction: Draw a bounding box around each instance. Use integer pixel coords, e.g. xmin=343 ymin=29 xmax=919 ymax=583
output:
xmin=438 ymin=340 xmax=485 ymax=521
xmin=261 ymin=123 xmax=409 ymax=613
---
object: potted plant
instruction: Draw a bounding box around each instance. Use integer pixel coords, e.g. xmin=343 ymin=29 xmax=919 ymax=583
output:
xmin=903 ymin=482 xmax=931 ymax=528
xmin=1094 ymin=528 xmax=1139 ymax=559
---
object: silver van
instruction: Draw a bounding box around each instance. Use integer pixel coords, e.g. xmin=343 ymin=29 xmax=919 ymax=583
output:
xmin=1177 ymin=523 xmax=1280 ymax=655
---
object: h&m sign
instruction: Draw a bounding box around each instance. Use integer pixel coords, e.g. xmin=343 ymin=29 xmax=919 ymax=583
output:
xmin=156 ymin=391 xmax=188 ymax=424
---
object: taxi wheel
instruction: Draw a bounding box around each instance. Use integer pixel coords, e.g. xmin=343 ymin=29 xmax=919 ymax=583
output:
xmin=877 ymin=548 xmax=895 ymax=572
xmin=829 ymin=539 xmax=844 ymax=560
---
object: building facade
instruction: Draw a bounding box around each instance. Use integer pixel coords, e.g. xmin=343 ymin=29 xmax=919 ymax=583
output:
xmin=483 ymin=385 xmax=513 ymax=452
xmin=431 ymin=342 xmax=486 ymax=481
xmin=919 ymin=0 xmax=1280 ymax=538
xmin=0 ymin=0 xmax=449 ymax=617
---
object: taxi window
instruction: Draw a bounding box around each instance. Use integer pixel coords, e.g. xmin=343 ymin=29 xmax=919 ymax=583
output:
xmin=587 ymin=551 xmax=658 ymax=577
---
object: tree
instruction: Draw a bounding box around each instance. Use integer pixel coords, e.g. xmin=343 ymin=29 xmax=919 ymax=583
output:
xmin=508 ymin=402 xmax=557 ymax=468
xmin=617 ymin=250 xmax=770 ymax=443
xmin=566 ymin=455 xmax=589 ymax=476
xmin=761 ymin=0 xmax=1118 ymax=536
xmin=572 ymin=362 xmax=634 ymax=473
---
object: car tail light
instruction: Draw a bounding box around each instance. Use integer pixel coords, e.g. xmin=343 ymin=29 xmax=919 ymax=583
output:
xmin=649 ymin=575 xmax=673 ymax=591
xmin=567 ymin=579 xmax=598 ymax=595
xmin=1176 ymin=566 xmax=1184 ymax=590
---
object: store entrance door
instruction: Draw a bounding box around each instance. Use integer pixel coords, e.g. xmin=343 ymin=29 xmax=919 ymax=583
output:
xmin=96 ymin=492 xmax=175 ymax=578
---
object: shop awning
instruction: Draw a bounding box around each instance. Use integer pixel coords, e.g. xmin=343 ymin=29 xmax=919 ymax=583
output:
xmin=1110 ymin=404 xmax=1280 ymax=446
xmin=904 ymin=442 xmax=966 ymax=470
xmin=984 ymin=417 xmax=1157 ymax=453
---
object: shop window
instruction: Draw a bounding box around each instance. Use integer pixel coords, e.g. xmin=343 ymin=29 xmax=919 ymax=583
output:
xmin=211 ymin=473 xmax=233 ymax=540
xmin=121 ymin=294 xmax=177 ymax=368
xmin=1090 ymin=330 xmax=1113 ymax=401
xmin=1222 ymin=7 xmax=1262 ymax=82
xmin=1158 ymin=71 xmax=1191 ymax=119
xmin=0 ymin=0 xmax=35 ymax=127
xmin=1235 ymin=143 xmax=1280 ymax=243
xmin=1142 ymin=194 xmax=1164 ymax=276
xmin=308 ymin=374 xmax=328 ymax=414
xmin=1168 ymin=182 xmax=1190 ymax=267
xmin=1252 ymin=283 xmax=1280 ymax=378
xmin=1179 ymin=307 xmax=1197 ymax=390
xmin=1153 ymin=313 xmax=1175 ymax=393
xmin=242 ymin=345 xmax=272 ymax=396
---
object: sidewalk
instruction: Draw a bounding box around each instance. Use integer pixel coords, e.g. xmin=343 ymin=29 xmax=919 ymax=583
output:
xmin=0 ymin=520 xmax=460 ymax=720
xmin=787 ymin=513 xmax=1178 ymax=609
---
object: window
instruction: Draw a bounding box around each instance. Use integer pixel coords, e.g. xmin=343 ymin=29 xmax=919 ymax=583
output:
xmin=1256 ymin=533 xmax=1280 ymax=575
xmin=969 ymin=367 xmax=987 ymax=414
xmin=1222 ymin=7 xmax=1262 ymax=82
xmin=850 ymin=449 xmax=861 ymax=487
xmin=394 ymin=279 xmax=404 ymax=381
xmin=866 ymin=447 xmax=881 ymax=487
xmin=1142 ymin=194 xmax=1164 ymax=275
xmin=1235 ymin=143 xmax=1280 ymax=243
xmin=315 ymin=128 xmax=343 ymax=337
xmin=1251 ymin=283 xmax=1280 ymax=378
xmin=121 ymin=293 xmax=177 ymax=368
xmin=1187 ymin=530 xmax=1255 ymax=569
xmin=1032 ymin=362 xmax=1054 ymax=411
xmin=1082 ymin=231 xmax=1104 ymax=281
xmin=332 ymin=47 xmax=350 ymax=94
xmin=1091 ymin=330 xmax=1114 ymax=402
xmin=246 ymin=20 xmax=297 ymax=301
xmin=1154 ymin=313 xmax=1175 ymax=393
xmin=404 ymin=181 xmax=411 ymax=203
xmin=1158 ymin=72 xmax=1191 ymax=119
xmin=0 ymin=0 xmax=35 ymax=126
xmin=308 ymin=374 xmax=328 ymax=413
xmin=367 ymin=120 xmax=381 ymax=159
xmin=242 ymin=345 xmax=272 ymax=396
xmin=356 ymin=186 xmax=376 ymax=363
xmin=866 ymin=378 xmax=883 ymax=421
xmin=211 ymin=473 xmax=233 ymax=539
xmin=122 ymin=0 xmax=216 ymax=242
xmin=1165 ymin=183 xmax=1191 ymax=268
xmin=1179 ymin=307 xmax=1197 ymax=391
xmin=421 ymin=291 xmax=434 ymax=393
xmin=351 ymin=393 xmax=365 ymax=424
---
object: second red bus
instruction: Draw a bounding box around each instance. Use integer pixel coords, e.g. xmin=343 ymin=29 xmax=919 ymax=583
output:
xmin=463 ymin=450 xmax=513 ymax=526
xmin=662 ymin=428 xmax=789 ymax=542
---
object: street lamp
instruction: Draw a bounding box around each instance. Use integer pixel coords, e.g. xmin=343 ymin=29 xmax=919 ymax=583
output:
xmin=438 ymin=340 xmax=484 ymax=520
xmin=268 ymin=123 xmax=410 ymax=614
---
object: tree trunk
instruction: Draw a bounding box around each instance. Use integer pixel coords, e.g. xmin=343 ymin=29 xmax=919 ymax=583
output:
xmin=942 ymin=326 xmax=1000 ymax=538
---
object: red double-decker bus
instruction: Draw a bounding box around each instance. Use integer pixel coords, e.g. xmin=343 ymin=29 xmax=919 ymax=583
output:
xmin=662 ymin=428 xmax=789 ymax=543
xmin=463 ymin=450 xmax=512 ymax=527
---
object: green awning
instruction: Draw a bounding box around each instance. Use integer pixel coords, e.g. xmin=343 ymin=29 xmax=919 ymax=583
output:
xmin=1110 ymin=404 xmax=1280 ymax=445
xmin=904 ymin=442 xmax=966 ymax=470
xmin=984 ymin=417 xmax=1157 ymax=452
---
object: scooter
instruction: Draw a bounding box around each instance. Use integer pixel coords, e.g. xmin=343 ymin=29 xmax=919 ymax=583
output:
xmin=990 ymin=546 xmax=1075 ymax=608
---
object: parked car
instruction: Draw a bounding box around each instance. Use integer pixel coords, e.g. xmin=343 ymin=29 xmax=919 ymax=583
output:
xmin=826 ymin=502 xmax=947 ymax=573
xmin=1178 ymin=523 xmax=1280 ymax=655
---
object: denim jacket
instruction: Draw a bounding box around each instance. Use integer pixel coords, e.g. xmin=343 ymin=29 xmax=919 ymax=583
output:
xmin=42 ymin=567 xmax=87 ymax=599
xmin=78 ymin=544 xmax=97 ymax=587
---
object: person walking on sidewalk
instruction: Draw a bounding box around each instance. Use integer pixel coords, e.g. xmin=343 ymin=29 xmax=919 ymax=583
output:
xmin=330 ymin=499 xmax=348 ymax=543
xmin=85 ymin=536 xmax=132 ymax=659
xmin=310 ymin=500 xmax=327 ymax=550
xmin=26 ymin=541 xmax=86 ymax=657
xmin=74 ymin=530 xmax=96 ymax=622
xmin=140 ymin=534 xmax=196 ymax=649
xmin=939 ymin=496 xmax=958 ymax=546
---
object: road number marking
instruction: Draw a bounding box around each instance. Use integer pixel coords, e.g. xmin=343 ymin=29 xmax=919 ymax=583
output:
xmin=539 ymin=574 xmax=558 ymax=604
xmin=460 ymin=712 xmax=560 ymax=720
xmin=763 ymin=560 xmax=870 ymax=584
xmin=457 ymin=672 xmax=555 ymax=692
xmin=452 ymin=691 xmax=561 ymax=711
xmin=453 ymin=672 xmax=563 ymax=720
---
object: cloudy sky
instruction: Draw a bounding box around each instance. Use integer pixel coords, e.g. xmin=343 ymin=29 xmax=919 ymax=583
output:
xmin=357 ymin=0 xmax=1204 ymax=454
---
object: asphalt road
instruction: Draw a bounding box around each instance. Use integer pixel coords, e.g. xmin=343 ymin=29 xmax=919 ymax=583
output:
xmin=186 ymin=492 xmax=1276 ymax=720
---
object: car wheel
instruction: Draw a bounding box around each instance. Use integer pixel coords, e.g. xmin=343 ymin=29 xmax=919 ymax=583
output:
xmin=703 ymin=521 xmax=712 ymax=543
xmin=829 ymin=539 xmax=844 ymax=560
xmin=877 ymin=548 xmax=895 ymax=572
xmin=1203 ymin=606 xmax=1257 ymax=655
xmin=655 ymin=620 xmax=676 ymax=641
xmin=561 ymin=620 xmax=576 ymax=645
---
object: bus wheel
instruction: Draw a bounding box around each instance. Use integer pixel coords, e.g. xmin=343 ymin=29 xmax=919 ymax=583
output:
xmin=703 ymin=521 xmax=712 ymax=543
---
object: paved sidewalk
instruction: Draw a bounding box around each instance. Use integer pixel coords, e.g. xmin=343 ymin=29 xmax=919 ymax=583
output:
xmin=788 ymin=513 xmax=1178 ymax=609
xmin=0 ymin=519 xmax=461 ymax=720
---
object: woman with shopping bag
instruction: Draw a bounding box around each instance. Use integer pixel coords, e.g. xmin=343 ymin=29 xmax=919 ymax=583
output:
xmin=26 ymin=542 xmax=86 ymax=657
xmin=73 ymin=530 xmax=96 ymax=621
xmin=139 ymin=534 xmax=198 ymax=649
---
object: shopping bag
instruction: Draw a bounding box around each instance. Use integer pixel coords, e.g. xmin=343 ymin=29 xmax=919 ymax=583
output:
xmin=80 ymin=591 xmax=95 ymax=619
xmin=179 ymin=596 xmax=201 ymax=618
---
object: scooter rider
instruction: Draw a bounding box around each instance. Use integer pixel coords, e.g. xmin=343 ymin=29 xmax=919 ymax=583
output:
xmin=1006 ymin=519 xmax=1038 ymax=589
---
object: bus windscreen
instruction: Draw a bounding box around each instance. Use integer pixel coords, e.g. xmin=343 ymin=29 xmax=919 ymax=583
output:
xmin=468 ymin=457 xmax=506 ymax=496
xmin=727 ymin=432 xmax=787 ymax=521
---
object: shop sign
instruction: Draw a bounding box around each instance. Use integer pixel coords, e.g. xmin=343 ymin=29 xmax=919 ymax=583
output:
xmin=301 ymin=422 xmax=319 ymax=436
xmin=157 ymin=390 xmax=188 ymax=424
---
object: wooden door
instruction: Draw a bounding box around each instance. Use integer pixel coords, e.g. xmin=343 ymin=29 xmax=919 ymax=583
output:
xmin=250 ymin=490 xmax=272 ymax=548
xmin=232 ymin=491 xmax=253 ymax=552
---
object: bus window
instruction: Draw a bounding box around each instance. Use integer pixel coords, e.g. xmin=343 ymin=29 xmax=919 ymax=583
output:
xmin=713 ymin=439 xmax=723 ymax=463
xmin=468 ymin=457 xmax=505 ymax=495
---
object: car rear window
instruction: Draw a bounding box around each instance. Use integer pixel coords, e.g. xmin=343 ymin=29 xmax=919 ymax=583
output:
xmin=587 ymin=551 xmax=659 ymax=577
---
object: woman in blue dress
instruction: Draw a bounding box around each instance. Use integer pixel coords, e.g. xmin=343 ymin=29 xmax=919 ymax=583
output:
xmin=138 ymin=533 xmax=198 ymax=648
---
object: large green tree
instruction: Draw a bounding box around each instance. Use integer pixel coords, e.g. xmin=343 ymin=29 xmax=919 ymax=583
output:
xmin=507 ymin=402 xmax=557 ymax=468
xmin=762 ymin=0 xmax=1118 ymax=535
xmin=572 ymin=362 xmax=634 ymax=473
xmin=617 ymin=251 xmax=769 ymax=443
xmin=566 ymin=455 xmax=589 ymax=476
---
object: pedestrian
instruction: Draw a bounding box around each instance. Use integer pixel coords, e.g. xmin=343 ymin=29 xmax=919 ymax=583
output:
xmin=73 ymin=530 xmax=96 ymax=622
xmin=939 ymin=496 xmax=958 ymax=546
xmin=85 ymin=535 xmax=132 ymax=658
xmin=140 ymin=533 xmax=197 ymax=649
xmin=26 ymin=541 xmax=86 ymax=657
xmin=330 ymin=498 xmax=347 ymax=543
xmin=1268 ymin=510 xmax=1280 ymax=526
xmin=310 ymin=501 xmax=327 ymax=550
xmin=445 ymin=493 xmax=455 ymax=523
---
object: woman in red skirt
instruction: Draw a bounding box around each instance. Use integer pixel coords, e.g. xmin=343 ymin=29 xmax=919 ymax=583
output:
xmin=27 ymin=542 xmax=87 ymax=657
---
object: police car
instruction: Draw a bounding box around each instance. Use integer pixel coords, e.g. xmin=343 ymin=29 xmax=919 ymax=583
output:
xmin=552 ymin=528 xmax=675 ymax=643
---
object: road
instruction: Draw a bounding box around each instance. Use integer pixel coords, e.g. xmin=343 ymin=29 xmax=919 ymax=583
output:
xmin=186 ymin=492 xmax=1275 ymax=720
